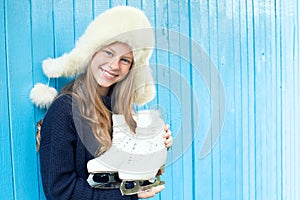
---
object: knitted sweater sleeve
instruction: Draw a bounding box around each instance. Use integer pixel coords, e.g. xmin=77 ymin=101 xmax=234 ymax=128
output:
xmin=39 ymin=95 xmax=136 ymax=200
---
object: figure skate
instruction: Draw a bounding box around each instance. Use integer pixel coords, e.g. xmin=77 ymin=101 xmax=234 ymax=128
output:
xmin=87 ymin=110 xmax=167 ymax=195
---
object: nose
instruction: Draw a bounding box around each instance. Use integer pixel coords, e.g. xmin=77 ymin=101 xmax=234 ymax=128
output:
xmin=108 ymin=58 xmax=120 ymax=70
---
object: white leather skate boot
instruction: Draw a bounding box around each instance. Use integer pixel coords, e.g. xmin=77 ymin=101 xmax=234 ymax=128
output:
xmin=87 ymin=110 xmax=167 ymax=194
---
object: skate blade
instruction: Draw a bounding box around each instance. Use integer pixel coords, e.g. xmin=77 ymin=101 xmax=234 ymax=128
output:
xmin=120 ymin=175 xmax=165 ymax=195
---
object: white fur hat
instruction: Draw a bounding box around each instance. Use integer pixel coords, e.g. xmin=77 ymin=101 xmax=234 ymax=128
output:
xmin=30 ymin=6 xmax=156 ymax=109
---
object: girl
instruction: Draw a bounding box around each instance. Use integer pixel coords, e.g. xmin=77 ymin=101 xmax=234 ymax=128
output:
xmin=31 ymin=6 xmax=172 ymax=200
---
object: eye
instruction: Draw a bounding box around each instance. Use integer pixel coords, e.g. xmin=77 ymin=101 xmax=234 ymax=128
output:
xmin=120 ymin=58 xmax=132 ymax=65
xmin=104 ymin=50 xmax=113 ymax=57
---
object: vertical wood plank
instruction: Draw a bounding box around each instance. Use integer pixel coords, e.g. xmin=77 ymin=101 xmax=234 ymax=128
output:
xmin=93 ymin=0 xmax=110 ymax=17
xmin=111 ymin=0 xmax=126 ymax=7
xmin=191 ymin=0 xmax=213 ymax=199
xmin=281 ymin=0 xmax=297 ymax=199
xmin=166 ymin=1 xmax=181 ymax=200
xmin=265 ymin=0 xmax=278 ymax=199
xmin=216 ymin=0 xmax=236 ymax=199
xmin=154 ymin=1 xmax=172 ymax=199
xmin=295 ymin=1 xmax=300 ymax=199
xmin=275 ymin=0 xmax=283 ymax=198
xmin=0 ymin=0 xmax=14 ymax=199
xmin=126 ymin=0 xmax=142 ymax=8
xmin=31 ymin=0 xmax=57 ymax=199
xmin=246 ymin=0 xmax=256 ymax=199
xmin=74 ymin=0 xmax=93 ymax=40
xmin=207 ymin=1 xmax=221 ymax=199
xmin=238 ymin=0 xmax=250 ymax=199
xmin=164 ymin=0 xmax=191 ymax=199
xmin=173 ymin=1 xmax=196 ymax=200
xmin=53 ymin=0 xmax=75 ymax=91
xmin=179 ymin=1 xmax=196 ymax=199
xmin=5 ymin=0 xmax=39 ymax=199
xmin=232 ymin=0 xmax=243 ymax=199
xmin=253 ymin=1 xmax=265 ymax=199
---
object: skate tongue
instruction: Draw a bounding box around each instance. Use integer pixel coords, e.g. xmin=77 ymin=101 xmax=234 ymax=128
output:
xmin=135 ymin=110 xmax=163 ymax=128
xmin=134 ymin=112 xmax=152 ymax=128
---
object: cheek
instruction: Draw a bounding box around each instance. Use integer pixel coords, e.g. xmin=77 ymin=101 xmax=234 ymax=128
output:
xmin=90 ymin=64 xmax=99 ymax=78
xmin=124 ymin=66 xmax=131 ymax=74
xmin=90 ymin=63 xmax=105 ymax=84
xmin=120 ymin=67 xmax=131 ymax=77
xmin=90 ymin=52 xmax=108 ymax=69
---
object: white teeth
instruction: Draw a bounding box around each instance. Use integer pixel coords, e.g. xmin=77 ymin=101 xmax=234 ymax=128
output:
xmin=104 ymin=71 xmax=115 ymax=78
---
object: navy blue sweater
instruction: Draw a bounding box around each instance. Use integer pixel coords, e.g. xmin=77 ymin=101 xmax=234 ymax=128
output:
xmin=40 ymin=94 xmax=138 ymax=200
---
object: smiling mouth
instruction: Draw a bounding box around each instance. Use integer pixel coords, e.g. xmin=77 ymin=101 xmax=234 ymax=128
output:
xmin=101 ymin=68 xmax=118 ymax=79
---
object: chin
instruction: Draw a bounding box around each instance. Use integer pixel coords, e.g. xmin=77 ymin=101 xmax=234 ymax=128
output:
xmin=97 ymin=80 xmax=114 ymax=88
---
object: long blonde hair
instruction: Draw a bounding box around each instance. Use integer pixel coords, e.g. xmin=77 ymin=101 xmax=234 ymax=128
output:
xmin=36 ymin=61 xmax=137 ymax=156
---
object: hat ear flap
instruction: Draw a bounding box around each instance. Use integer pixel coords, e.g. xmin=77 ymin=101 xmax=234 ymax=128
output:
xmin=133 ymin=66 xmax=156 ymax=105
xmin=30 ymin=83 xmax=58 ymax=109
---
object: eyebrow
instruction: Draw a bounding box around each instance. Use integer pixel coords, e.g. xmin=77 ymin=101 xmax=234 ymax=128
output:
xmin=122 ymin=55 xmax=133 ymax=61
xmin=105 ymin=47 xmax=116 ymax=54
xmin=105 ymin=47 xmax=133 ymax=60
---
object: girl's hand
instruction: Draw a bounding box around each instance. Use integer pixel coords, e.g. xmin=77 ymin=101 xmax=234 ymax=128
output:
xmin=138 ymin=185 xmax=165 ymax=199
xmin=163 ymin=124 xmax=173 ymax=149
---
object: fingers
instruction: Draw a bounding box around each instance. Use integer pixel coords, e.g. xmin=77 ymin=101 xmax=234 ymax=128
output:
xmin=153 ymin=185 xmax=165 ymax=193
xmin=164 ymin=124 xmax=170 ymax=131
xmin=138 ymin=185 xmax=165 ymax=199
xmin=163 ymin=124 xmax=171 ymax=139
xmin=163 ymin=129 xmax=171 ymax=138
xmin=163 ymin=124 xmax=173 ymax=148
xmin=164 ymin=136 xmax=173 ymax=148
xmin=138 ymin=188 xmax=156 ymax=199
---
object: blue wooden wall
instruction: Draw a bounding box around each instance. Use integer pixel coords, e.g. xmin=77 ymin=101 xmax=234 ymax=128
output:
xmin=0 ymin=0 xmax=299 ymax=199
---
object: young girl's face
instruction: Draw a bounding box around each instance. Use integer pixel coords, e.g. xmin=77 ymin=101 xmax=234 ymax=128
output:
xmin=90 ymin=42 xmax=133 ymax=88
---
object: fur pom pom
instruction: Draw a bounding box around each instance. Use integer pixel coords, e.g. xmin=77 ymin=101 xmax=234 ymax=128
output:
xmin=30 ymin=83 xmax=58 ymax=109
xmin=43 ymin=55 xmax=68 ymax=78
